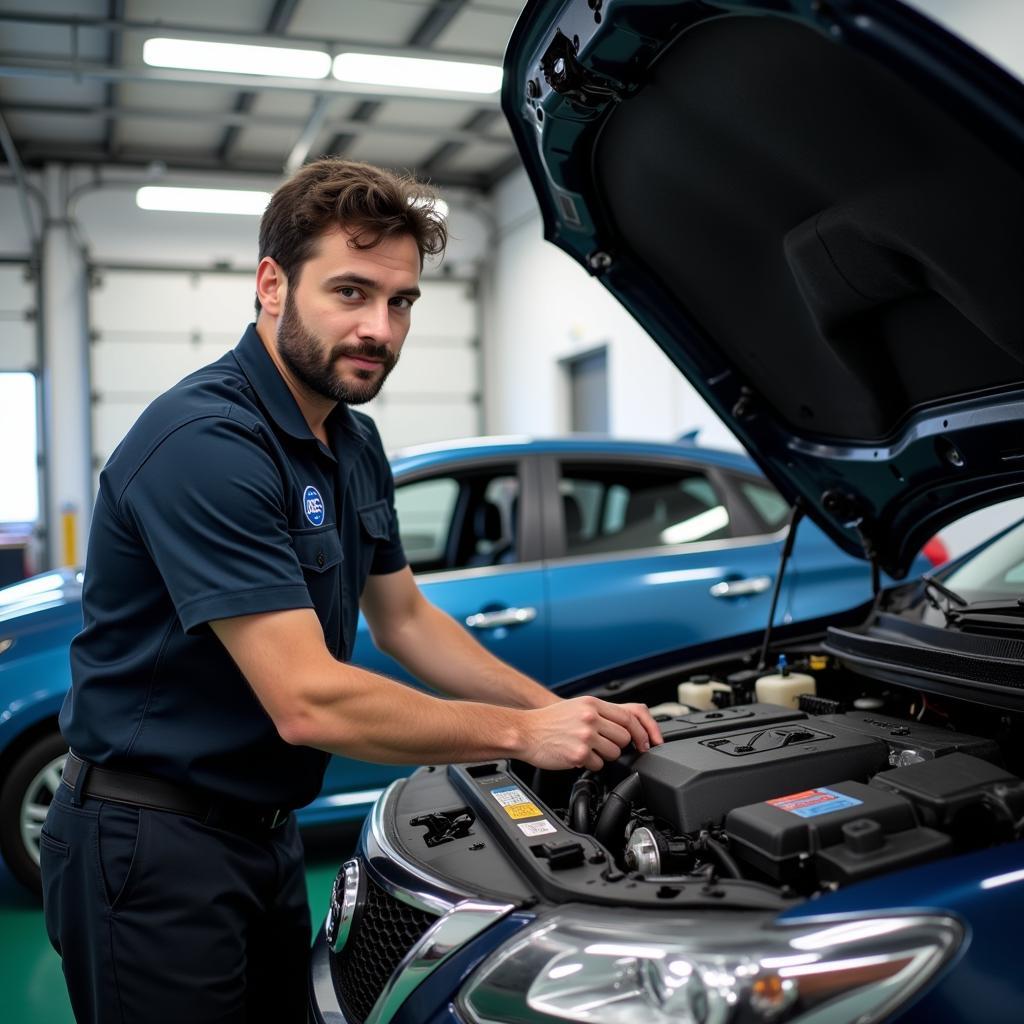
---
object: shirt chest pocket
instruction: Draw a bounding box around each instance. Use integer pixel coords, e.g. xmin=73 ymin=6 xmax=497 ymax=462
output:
xmin=290 ymin=527 xmax=343 ymax=646
xmin=356 ymin=500 xmax=390 ymax=582
xmin=291 ymin=527 xmax=344 ymax=574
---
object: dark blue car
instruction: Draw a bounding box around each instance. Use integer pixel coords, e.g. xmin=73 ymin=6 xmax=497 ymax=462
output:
xmin=0 ymin=436 xmax=889 ymax=893
xmin=310 ymin=1 xmax=1024 ymax=1022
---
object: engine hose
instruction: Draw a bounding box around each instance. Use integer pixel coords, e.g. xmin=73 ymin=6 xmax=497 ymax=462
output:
xmin=594 ymin=772 xmax=643 ymax=851
xmin=568 ymin=776 xmax=598 ymax=834
xmin=705 ymin=836 xmax=743 ymax=879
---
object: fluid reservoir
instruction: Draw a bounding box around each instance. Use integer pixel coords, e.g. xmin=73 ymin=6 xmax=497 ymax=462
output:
xmin=755 ymin=655 xmax=815 ymax=709
xmin=677 ymin=675 xmax=732 ymax=710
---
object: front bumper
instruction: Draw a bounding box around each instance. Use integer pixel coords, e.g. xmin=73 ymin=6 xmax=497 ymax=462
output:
xmin=309 ymin=781 xmax=534 ymax=1024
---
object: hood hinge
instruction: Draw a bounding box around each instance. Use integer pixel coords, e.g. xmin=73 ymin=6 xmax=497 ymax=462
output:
xmin=540 ymin=30 xmax=623 ymax=106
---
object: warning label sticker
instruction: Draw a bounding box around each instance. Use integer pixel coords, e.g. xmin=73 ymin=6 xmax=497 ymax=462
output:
xmin=768 ymin=788 xmax=863 ymax=818
xmin=518 ymin=820 xmax=557 ymax=837
xmin=490 ymin=785 xmax=542 ymax=820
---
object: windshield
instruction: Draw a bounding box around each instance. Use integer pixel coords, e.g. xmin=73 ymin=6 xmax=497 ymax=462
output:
xmin=942 ymin=519 xmax=1024 ymax=603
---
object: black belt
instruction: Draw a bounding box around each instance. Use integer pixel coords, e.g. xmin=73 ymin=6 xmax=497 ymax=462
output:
xmin=62 ymin=752 xmax=290 ymax=832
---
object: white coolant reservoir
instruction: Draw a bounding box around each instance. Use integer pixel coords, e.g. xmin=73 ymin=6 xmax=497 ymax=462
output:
xmin=677 ymin=677 xmax=732 ymax=711
xmin=755 ymin=654 xmax=816 ymax=709
xmin=647 ymin=701 xmax=691 ymax=717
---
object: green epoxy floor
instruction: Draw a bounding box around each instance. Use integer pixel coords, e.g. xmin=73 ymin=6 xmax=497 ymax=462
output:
xmin=0 ymin=823 xmax=359 ymax=1022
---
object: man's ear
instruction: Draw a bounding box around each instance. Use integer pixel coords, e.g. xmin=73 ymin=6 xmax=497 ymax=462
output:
xmin=256 ymin=257 xmax=287 ymax=316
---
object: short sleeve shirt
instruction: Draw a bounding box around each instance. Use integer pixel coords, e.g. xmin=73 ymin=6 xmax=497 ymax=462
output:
xmin=61 ymin=324 xmax=406 ymax=809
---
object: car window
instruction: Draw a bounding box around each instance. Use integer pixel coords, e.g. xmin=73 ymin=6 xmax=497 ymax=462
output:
xmin=737 ymin=479 xmax=790 ymax=533
xmin=395 ymin=468 xmax=520 ymax=574
xmin=558 ymin=463 xmax=730 ymax=556
xmin=394 ymin=477 xmax=460 ymax=567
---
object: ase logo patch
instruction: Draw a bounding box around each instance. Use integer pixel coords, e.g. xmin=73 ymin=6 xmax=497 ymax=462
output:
xmin=303 ymin=485 xmax=325 ymax=526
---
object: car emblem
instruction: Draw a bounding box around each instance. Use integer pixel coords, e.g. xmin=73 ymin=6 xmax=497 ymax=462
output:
xmin=326 ymin=859 xmax=363 ymax=953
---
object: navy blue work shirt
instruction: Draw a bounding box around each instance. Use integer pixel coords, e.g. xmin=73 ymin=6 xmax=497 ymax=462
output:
xmin=62 ymin=324 xmax=407 ymax=809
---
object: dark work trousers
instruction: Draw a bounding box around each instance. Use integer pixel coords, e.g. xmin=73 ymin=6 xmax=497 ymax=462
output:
xmin=40 ymin=782 xmax=311 ymax=1023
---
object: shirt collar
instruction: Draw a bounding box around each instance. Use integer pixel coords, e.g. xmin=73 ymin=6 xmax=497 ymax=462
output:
xmin=232 ymin=323 xmax=372 ymax=455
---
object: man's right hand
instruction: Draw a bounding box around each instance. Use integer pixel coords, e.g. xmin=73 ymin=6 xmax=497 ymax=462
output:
xmin=515 ymin=696 xmax=664 ymax=771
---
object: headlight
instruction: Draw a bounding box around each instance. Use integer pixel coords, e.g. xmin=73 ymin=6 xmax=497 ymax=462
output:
xmin=459 ymin=907 xmax=962 ymax=1024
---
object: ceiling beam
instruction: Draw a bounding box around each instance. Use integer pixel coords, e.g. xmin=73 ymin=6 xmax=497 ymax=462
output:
xmin=104 ymin=0 xmax=125 ymax=157
xmin=218 ymin=0 xmax=301 ymax=164
xmin=284 ymin=95 xmax=330 ymax=172
xmin=0 ymin=102 xmax=510 ymax=144
xmin=409 ymin=0 xmax=470 ymax=48
xmin=0 ymin=58 xmax=501 ymax=106
xmin=321 ymin=1 xmax=471 ymax=166
xmin=323 ymin=100 xmax=382 ymax=160
xmin=0 ymin=12 xmax=499 ymax=65
xmin=420 ymin=107 xmax=502 ymax=176
xmin=14 ymin=144 xmax=495 ymax=190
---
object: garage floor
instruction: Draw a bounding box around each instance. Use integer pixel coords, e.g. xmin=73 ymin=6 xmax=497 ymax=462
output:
xmin=0 ymin=824 xmax=358 ymax=1022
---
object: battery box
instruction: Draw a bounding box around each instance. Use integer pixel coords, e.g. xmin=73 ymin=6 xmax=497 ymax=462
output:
xmin=726 ymin=780 xmax=951 ymax=885
xmin=872 ymin=752 xmax=1024 ymax=847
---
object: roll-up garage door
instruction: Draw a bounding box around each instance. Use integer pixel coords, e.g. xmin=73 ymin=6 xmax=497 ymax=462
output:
xmin=0 ymin=262 xmax=37 ymax=372
xmin=89 ymin=267 xmax=481 ymax=484
xmin=0 ymin=261 xmax=41 ymax=576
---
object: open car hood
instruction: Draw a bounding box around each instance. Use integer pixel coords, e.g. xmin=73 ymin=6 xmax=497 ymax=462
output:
xmin=502 ymin=0 xmax=1024 ymax=577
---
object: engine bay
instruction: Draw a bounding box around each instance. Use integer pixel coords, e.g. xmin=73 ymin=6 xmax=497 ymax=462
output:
xmin=395 ymin=641 xmax=1024 ymax=911
xmin=533 ymin=650 xmax=1024 ymax=898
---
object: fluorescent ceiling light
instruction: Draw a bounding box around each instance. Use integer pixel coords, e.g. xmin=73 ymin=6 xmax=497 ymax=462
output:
xmin=144 ymin=37 xmax=330 ymax=79
xmin=136 ymin=186 xmax=271 ymax=216
xmin=333 ymin=53 xmax=501 ymax=94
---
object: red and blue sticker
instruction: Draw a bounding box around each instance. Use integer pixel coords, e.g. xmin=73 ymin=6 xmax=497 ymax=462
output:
xmin=768 ymin=788 xmax=863 ymax=818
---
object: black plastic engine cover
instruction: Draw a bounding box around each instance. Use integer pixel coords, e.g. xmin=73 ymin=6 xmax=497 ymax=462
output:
xmin=636 ymin=722 xmax=890 ymax=831
xmin=817 ymin=712 xmax=1001 ymax=763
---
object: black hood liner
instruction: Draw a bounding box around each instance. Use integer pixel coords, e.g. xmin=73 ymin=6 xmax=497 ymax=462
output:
xmin=596 ymin=15 xmax=1023 ymax=442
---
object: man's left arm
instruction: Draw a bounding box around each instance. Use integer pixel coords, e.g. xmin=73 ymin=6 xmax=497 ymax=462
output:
xmin=360 ymin=567 xmax=560 ymax=709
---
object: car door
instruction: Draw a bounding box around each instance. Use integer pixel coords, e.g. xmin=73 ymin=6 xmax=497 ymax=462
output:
xmin=318 ymin=455 xmax=548 ymax=805
xmin=541 ymin=455 xmax=794 ymax=684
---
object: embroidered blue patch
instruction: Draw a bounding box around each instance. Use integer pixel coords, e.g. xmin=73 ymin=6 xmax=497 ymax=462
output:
xmin=303 ymin=485 xmax=325 ymax=526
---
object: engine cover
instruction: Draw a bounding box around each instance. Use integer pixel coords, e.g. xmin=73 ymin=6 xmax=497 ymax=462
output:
xmin=635 ymin=716 xmax=890 ymax=831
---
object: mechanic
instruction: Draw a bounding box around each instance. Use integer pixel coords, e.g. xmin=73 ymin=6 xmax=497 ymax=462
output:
xmin=40 ymin=157 xmax=663 ymax=1024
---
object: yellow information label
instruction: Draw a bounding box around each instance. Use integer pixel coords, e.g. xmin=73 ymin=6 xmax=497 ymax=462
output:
xmin=491 ymin=785 xmax=543 ymax=820
xmin=504 ymin=802 xmax=542 ymax=820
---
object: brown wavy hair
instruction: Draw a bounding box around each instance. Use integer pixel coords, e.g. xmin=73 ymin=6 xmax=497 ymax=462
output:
xmin=255 ymin=158 xmax=447 ymax=311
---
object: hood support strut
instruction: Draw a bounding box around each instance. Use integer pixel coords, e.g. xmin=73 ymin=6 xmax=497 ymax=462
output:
xmin=758 ymin=499 xmax=804 ymax=671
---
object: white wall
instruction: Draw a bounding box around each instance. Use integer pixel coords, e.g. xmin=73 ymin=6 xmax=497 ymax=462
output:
xmin=483 ymin=169 xmax=740 ymax=451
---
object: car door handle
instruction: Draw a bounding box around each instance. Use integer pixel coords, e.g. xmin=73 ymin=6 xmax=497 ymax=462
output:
xmin=709 ymin=576 xmax=772 ymax=598
xmin=465 ymin=607 xmax=538 ymax=629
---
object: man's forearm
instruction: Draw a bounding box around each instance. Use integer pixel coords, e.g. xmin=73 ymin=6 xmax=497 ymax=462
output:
xmin=379 ymin=599 xmax=559 ymax=709
xmin=290 ymin=661 xmax=528 ymax=763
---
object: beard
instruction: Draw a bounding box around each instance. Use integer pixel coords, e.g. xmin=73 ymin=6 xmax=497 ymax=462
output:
xmin=276 ymin=291 xmax=398 ymax=406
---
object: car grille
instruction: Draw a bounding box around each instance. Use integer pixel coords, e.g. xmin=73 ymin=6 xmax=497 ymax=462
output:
xmin=333 ymin=869 xmax=439 ymax=1023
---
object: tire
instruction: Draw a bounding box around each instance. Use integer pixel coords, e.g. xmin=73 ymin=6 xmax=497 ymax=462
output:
xmin=0 ymin=731 xmax=68 ymax=897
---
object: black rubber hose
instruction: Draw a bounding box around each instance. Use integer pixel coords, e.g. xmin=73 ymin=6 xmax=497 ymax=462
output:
xmin=593 ymin=773 xmax=643 ymax=851
xmin=705 ymin=836 xmax=743 ymax=879
xmin=568 ymin=776 xmax=598 ymax=834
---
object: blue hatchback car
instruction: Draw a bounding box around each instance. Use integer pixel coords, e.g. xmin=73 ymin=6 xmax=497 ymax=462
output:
xmin=309 ymin=1 xmax=1024 ymax=1022
xmin=0 ymin=436 xmax=890 ymax=894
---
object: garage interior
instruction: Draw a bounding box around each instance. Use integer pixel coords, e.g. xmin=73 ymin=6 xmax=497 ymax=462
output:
xmin=1 ymin=1 xmax=1022 ymax=1021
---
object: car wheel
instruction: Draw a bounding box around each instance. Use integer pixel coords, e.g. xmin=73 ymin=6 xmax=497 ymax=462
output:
xmin=0 ymin=731 xmax=68 ymax=896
